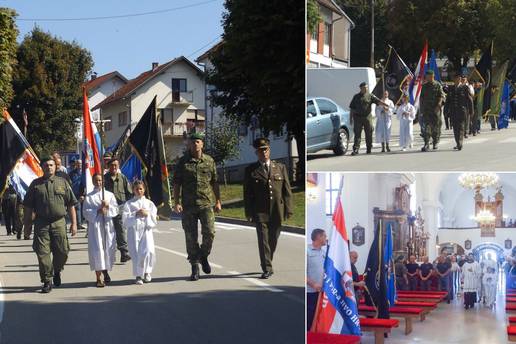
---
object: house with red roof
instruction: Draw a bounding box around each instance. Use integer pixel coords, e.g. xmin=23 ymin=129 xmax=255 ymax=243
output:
xmin=92 ymin=56 xmax=205 ymax=160
xmin=83 ymin=71 xmax=128 ymax=122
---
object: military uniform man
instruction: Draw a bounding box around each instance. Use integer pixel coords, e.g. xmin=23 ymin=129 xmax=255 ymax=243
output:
xmin=23 ymin=157 xmax=78 ymax=293
xmin=349 ymin=82 xmax=388 ymax=155
xmin=244 ymin=138 xmax=293 ymax=279
xmin=173 ymin=133 xmax=222 ymax=281
xmin=420 ymin=70 xmax=445 ymax=151
xmin=447 ymin=75 xmax=474 ymax=151
xmin=2 ymin=182 xmax=21 ymax=236
xmin=104 ymin=157 xmax=132 ymax=263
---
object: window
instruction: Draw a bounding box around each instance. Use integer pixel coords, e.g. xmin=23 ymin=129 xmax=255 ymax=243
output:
xmin=118 ymin=111 xmax=127 ymax=127
xmin=324 ymin=22 xmax=332 ymax=56
xmin=307 ymin=100 xmax=316 ymax=118
xmin=316 ymin=99 xmax=337 ymax=115
xmin=160 ymin=108 xmax=173 ymax=123
xmin=105 ymin=116 xmax=112 ymax=131
xmin=326 ymin=173 xmax=342 ymax=215
xmin=172 ymin=78 xmax=187 ymax=102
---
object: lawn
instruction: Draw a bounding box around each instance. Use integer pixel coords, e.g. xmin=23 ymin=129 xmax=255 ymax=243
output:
xmin=218 ymin=183 xmax=305 ymax=228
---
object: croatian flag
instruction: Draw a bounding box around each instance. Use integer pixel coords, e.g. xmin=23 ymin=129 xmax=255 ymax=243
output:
xmin=82 ymin=87 xmax=102 ymax=193
xmin=409 ymin=41 xmax=428 ymax=111
xmin=312 ymin=194 xmax=361 ymax=335
xmin=10 ymin=150 xmax=43 ymax=200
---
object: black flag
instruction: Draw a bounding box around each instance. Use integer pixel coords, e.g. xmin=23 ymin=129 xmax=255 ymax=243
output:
xmin=128 ymin=96 xmax=172 ymax=217
xmin=472 ymin=42 xmax=493 ymax=115
xmin=373 ymin=46 xmax=413 ymax=105
xmin=364 ymin=219 xmax=390 ymax=319
xmin=0 ymin=110 xmax=28 ymax=197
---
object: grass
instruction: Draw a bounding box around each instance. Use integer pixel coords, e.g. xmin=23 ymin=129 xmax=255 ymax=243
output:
xmin=218 ymin=183 xmax=305 ymax=228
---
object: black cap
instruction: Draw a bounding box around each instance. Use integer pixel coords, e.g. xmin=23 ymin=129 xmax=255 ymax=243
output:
xmin=359 ymin=82 xmax=367 ymax=88
xmin=253 ymin=137 xmax=270 ymax=149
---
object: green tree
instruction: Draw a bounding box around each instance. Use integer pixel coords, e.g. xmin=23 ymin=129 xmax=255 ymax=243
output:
xmin=206 ymin=0 xmax=304 ymax=185
xmin=0 ymin=8 xmax=18 ymax=110
xmin=487 ymin=0 xmax=516 ymax=65
xmin=10 ymin=27 xmax=93 ymax=156
xmin=307 ymin=0 xmax=320 ymax=34
xmin=205 ymin=118 xmax=240 ymax=186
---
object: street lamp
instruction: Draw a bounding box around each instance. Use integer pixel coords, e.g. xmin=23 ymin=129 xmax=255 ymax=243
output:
xmin=74 ymin=117 xmax=82 ymax=155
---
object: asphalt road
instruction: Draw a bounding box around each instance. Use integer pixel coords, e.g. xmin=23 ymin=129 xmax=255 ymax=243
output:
xmin=308 ymin=118 xmax=516 ymax=171
xmin=0 ymin=220 xmax=305 ymax=344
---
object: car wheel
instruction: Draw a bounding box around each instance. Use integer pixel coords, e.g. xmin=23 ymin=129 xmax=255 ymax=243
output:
xmin=333 ymin=128 xmax=349 ymax=156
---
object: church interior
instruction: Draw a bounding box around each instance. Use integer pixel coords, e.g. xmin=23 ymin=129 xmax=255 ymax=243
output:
xmin=307 ymin=172 xmax=516 ymax=344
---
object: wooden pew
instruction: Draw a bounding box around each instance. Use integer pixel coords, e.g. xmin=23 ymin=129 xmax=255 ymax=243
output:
xmin=359 ymin=317 xmax=399 ymax=344
xmin=508 ymin=326 xmax=516 ymax=341
xmin=397 ymin=294 xmax=444 ymax=303
xmin=359 ymin=299 xmax=437 ymax=321
xmin=306 ymin=332 xmax=360 ymax=344
xmin=358 ymin=305 xmax=423 ymax=335
xmin=506 ymin=305 xmax=516 ymax=313
xmin=508 ymin=316 xmax=516 ymax=325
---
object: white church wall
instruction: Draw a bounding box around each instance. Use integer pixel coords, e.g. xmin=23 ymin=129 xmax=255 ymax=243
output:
xmin=438 ymin=228 xmax=516 ymax=257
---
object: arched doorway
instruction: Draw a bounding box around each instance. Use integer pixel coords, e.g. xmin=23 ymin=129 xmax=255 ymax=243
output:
xmin=439 ymin=242 xmax=465 ymax=256
xmin=471 ymin=243 xmax=505 ymax=264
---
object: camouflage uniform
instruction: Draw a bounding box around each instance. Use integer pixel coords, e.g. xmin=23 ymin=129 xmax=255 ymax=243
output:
xmin=420 ymin=80 xmax=445 ymax=149
xmin=23 ymin=176 xmax=77 ymax=283
xmin=174 ymin=152 xmax=217 ymax=264
xmin=447 ymin=84 xmax=474 ymax=150
xmin=103 ymin=171 xmax=132 ymax=258
xmin=349 ymin=92 xmax=381 ymax=153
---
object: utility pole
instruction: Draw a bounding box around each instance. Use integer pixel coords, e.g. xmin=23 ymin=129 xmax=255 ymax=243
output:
xmin=370 ymin=0 xmax=375 ymax=68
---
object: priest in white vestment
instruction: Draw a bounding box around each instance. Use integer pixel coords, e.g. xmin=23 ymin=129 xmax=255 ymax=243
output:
xmin=481 ymin=254 xmax=498 ymax=308
xmin=461 ymin=255 xmax=481 ymax=309
xmin=122 ymin=180 xmax=157 ymax=285
xmin=375 ymin=90 xmax=395 ymax=152
xmin=396 ymin=94 xmax=416 ymax=151
xmin=83 ymin=173 xmax=119 ymax=287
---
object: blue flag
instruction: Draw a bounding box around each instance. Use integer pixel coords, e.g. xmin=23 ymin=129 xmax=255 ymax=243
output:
xmin=121 ymin=153 xmax=143 ymax=183
xmin=498 ymin=80 xmax=511 ymax=129
xmin=384 ymin=223 xmax=396 ymax=306
xmin=425 ymin=49 xmax=441 ymax=83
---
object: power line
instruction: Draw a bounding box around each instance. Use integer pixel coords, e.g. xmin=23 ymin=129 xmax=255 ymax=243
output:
xmin=187 ymin=36 xmax=221 ymax=59
xmin=16 ymin=0 xmax=219 ymax=22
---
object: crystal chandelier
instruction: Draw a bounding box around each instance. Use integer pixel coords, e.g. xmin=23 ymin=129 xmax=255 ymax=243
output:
xmin=474 ymin=209 xmax=496 ymax=225
xmin=458 ymin=173 xmax=499 ymax=190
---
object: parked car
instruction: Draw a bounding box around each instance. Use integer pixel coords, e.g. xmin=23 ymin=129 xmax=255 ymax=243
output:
xmin=307 ymin=97 xmax=353 ymax=156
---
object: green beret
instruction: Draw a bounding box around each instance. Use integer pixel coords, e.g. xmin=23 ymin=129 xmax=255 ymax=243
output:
xmin=189 ymin=132 xmax=205 ymax=141
xmin=425 ymin=70 xmax=435 ymax=76
xmin=253 ymin=137 xmax=270 ymax=149
xmin=103 ymin=151 xmax=113 ymax=159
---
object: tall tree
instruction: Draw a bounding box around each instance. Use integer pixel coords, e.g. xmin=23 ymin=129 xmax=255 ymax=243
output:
xmin=205 ymin=117 xmax=240 ymax=186
xmin=0 ymin=8 xmax=18 ymax=111
xmin=487 ymin=0 xmax=516 ymax=65
xmin=307 ymin=0 xmax=320 ymax=34
xmin=10 ymin=28 xmax=93 ymax=156
xmin=207 ymin=0 xmax=304 ymax=185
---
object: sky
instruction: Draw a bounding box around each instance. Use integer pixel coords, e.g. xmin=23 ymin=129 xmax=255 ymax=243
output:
xmin=1 ymin=0 xmax=224 ymax=79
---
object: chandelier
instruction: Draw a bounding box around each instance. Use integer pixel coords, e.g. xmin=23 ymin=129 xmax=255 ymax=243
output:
xmin=459 ymin=173 xmax=499 ymax=190
xmin=473 ymin=209 xmax=496 ymax=225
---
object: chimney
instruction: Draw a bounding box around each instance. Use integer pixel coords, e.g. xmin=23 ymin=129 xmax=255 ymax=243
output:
xmin=152 ymin=62 xmax=159 ymax=70
xmin=90 ymin=72 xmax=97 ymax=80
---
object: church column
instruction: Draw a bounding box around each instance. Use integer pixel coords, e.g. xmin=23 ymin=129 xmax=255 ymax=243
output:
xmin=422 ymin=199 xmax=441 ymax=260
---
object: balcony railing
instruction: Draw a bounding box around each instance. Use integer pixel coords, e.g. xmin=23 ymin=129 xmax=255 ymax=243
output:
xmin=163 ymin=121 xmax=205 ymax=137
xmin=172 ymin=91 xmax=194 ymax=104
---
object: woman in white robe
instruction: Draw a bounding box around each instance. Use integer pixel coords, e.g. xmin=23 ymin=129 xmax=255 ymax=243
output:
xmin=375 ymin=90 xmax=395 ymax=152
xmin=396 ymin=94 xmax=416 ymax=151
xmin=83 ymin=173 xmax=118 ymax=287
xmin=122 ymin=180 xmax=157 ymax=285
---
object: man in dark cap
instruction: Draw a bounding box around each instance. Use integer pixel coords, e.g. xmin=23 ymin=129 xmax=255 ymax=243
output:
xmin=243 ymin=137 xmax=293 ymax=279
xmin=420 ymin=69 xmax=445 ymax=151
xmin=173 ymin=132 xmax=222 ymax=281
xmin=23 ymin=156 xmax=78 ymax=293
xmin=349 ymin=82 xmax=390 ymax=155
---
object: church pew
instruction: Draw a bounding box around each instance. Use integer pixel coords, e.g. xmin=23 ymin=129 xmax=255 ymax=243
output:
xmin=359 ymin=299 xmax=437 ymax=320
xmin=397 ymin=294 xmax=444 ymax=303
xmin=506 ymin=297 xmax=516 ymax=304
xmin=508 ymin=316 xmax=516 ymax=325
xmin=358 ymin=305 xmax=424 ymax=335
xmin=508 ymin=326 xmax=516 ymax=341
xmin=397 ymin=290 xmax=447 ymax=295
xmin=306 ymin=332 xmax=361 ymax=344
xmin=506 ymin=305 xmax=516 ymax=313
xmin=359 ymin=317 xmax=399 ymax=344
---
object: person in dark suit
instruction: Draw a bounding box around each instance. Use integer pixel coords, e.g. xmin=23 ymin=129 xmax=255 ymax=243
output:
xmin=244 ymin=138 xmax=293 ymax=279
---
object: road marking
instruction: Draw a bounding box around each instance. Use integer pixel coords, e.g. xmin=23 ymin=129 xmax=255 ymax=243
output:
xmin=467 ymin=138 xmax=489 ymax=144
xmin=154 ymin=245 xmax=285 ymax=293
xmin=501 ymin=137 xmax=516 ymax=143
xmin=214 ymin=222 xmax=305 ymax=238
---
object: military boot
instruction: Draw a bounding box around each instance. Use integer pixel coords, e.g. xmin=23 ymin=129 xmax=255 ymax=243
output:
xmin=53 ymin=272 xmax=61 ymax=287
xmin=381 ymin=143 xmax=385 ymax=152
xmin=190 ymin=264 xmax=200 ymax=281
xmin=432 ymin=142 xmax=438 ymax=150
xmin=200 ymin=256 xmax=211 ymax=274
xmin=41 ymin=281 xmax=52 ymax=293
xmin=386 ymin=143 xmax=391 ymax=152
xmin=421 ymin=143 xmax=430 ymax=152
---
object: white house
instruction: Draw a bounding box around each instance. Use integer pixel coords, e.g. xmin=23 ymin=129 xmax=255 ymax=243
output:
xmin=196 ymin=42 xmax=297 ymax=182
xmin=307 ymin=0 xmax=355 ymax=68
xmin=84 ymin=71 xmax=128 ymax=121
xmin=92 ymin=57 xmax=206 ymax=161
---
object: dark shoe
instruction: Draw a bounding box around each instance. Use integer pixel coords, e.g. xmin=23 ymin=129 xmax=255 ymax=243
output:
xmin=386 ymin=143 xmax=390 ymax=152
xmin=120 ymin=253 xmax=131 ymax=263
xmin=41 ymin=281 xmax=52 ymax=293
xmin=464 ymin=134 xmax=468 ymax=139
xmin=457 ymin=145 xmax=462 ymax=151
xmin=190 ymin=264 xmax=200 ymax=281
xmin=381 ymin=143 xmax=385 ymax=153
xmin=453 ymin=146 xmax=458 ymax=150
xmin=351 ymin=150 xmax=359 ymax=156
xmin=103 ymin=271 xmax=111 ymax=284
xmin=421 ymin=145 xmax=429 ymax=152
xmin=366 ymin=149 xmax=371 ymax=154
xmin=472 ymin=132 xmax=476 ymax=136
xmin=53 ymin=272 xmax=61 ymax=287
xmin=432 ymin=143 xmax=438 ymax=150
xmin=16 ymin=232 xmax=21 ymax=240
xmin=261 ymin=271 xmax=273 ymax=279
xmin=200 ymin=256 xmax=211 ymax=274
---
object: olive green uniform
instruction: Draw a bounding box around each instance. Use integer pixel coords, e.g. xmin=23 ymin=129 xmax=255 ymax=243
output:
xmin=23 ymin=176 xmax=77 ymax=283
xmin=447 ymin=84 xmax=473 ymax=149
xmin=174 ymin=152 xmax=217 ymax=264
xmin=420 ymin=80 xmax=445 ymax=147
xmin=2 ymin=184 xmax=22 ymax=236
xmin=349 ymin=92 xmax=381 ymax=153
xmin=103 ymin=172 xmax=132 ymax=256
xmin=243 ymin=161 xmax=292 ymax=273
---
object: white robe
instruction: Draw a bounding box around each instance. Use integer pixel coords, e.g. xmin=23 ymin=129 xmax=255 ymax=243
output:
xmin=83 ymin=188 xmax=118 ymax=272
xmin=375 ymin=99 xmax=394 ymax=143
xmin=122 ymin=196 xmax=157 ymax=277
xmin=396 ymin=102 xmax=416 ymax=148
xmin=481 ymin=259 xmax=498 ymax=307
xmin=462 ymin=261 xmax=481 ymax=292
